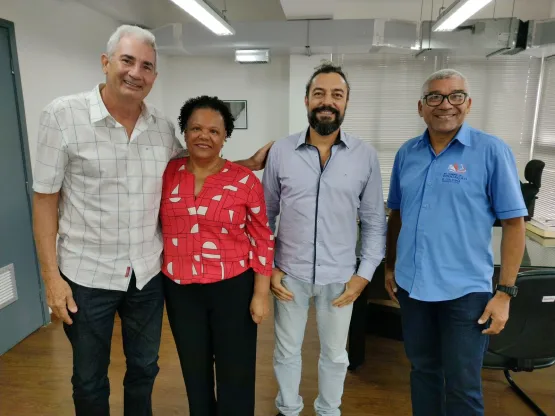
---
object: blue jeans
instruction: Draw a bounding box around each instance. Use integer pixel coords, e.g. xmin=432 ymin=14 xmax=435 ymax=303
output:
xmin=273 ymin=276 xmax=353 ymax=416
xmin=397 ymin=287 xmax=492 ymax=416
xmin=62 ymin=272 xmax=164 ymax=416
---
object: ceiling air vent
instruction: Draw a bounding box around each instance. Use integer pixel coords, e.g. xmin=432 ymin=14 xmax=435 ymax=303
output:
xmin=487 ymin=20 xmax=530 ymax=57
xmin=235 ymin=49 xmax=270 ymax=64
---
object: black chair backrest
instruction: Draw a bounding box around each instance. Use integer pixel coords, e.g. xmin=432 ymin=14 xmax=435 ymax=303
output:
xmin=494 ymin=159 xmax=545 ymax=225
xmin=521 ymin=183 xmax=540 ymax=219
xmin=524 ymin=159 xmax=545 ymax=188
xmin=488 ymin=270 xmax=555 ymax=359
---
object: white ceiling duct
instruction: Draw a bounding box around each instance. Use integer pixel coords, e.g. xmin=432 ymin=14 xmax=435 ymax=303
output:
xmin=151 ymin=17 xmax=550 ymax=58
xmin=151 ymin=18 xmax=419 ymax=56
xmin=417 ymin=17 xmax=530 ymax=57
xmin=523 ymin=19 xmax=555 ymax=58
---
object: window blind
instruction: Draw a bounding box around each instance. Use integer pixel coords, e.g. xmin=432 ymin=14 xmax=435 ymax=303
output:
xmin=333 ymin=53 xmax=435 ymax=199
xmin=532 ymin=58 xmax=555 ymax=219
xmin=333 ymin=53 xmax=541 ymax=200
xmin=444 ymin=55 xmax=541 ymax=179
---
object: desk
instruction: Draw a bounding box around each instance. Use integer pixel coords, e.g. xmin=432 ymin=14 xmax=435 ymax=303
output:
xmin=347 ymin=227 xmax=555 ymax=371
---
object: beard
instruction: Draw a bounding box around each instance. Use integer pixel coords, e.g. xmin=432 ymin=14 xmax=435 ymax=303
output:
xmin=308 ymin=105 xmax=344 ymax=136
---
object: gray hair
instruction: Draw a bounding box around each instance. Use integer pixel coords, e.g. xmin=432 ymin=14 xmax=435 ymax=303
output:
xmin=421 ymin=69 xmax=470 ymax=97
xmin=106 ymin=25 xmax=158 ymax=68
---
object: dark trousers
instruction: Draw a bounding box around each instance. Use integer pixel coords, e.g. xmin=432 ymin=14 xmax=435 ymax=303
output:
xmin=397 ymin=287 xmax=492 ymax=416
xmin=62 ymin=272 xmax=164 ymax=416
xmin=163 ymin=269 xmax=257 ymax=416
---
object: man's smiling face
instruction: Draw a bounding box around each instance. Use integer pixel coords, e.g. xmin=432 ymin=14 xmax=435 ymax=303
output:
xmin=419 ymin=76 xmax=472 ymax=137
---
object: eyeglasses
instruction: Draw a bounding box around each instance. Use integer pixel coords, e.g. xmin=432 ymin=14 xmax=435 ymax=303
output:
xmin=422 ymin=92 xmax=469 ymax=107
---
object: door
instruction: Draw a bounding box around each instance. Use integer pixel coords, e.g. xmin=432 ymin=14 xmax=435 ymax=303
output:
xmin=0 ymin=19 xmax=47 ymax=355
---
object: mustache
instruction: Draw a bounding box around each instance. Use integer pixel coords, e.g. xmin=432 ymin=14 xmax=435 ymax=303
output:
xmin=312 ymin=106 xmax=339 ymax=117
xmin=308 ymin=105 xmax=344 ymax=136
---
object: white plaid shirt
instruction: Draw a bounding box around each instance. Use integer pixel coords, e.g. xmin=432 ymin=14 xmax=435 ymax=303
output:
xmin=33 ymin=84 xmax=182 ymax=291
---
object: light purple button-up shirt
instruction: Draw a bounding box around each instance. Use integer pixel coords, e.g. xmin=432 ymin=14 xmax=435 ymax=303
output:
xmin=262 ymin=128 xmax=386 ymax=285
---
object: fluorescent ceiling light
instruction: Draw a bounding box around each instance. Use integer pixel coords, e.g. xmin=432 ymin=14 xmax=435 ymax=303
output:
xmin=433 ymin=0 xmax=494 ymax=32
xmin=235 ymin=49 xmax=270 ymax=64
xmin=169 ymin=0 xmax=235 ymax=36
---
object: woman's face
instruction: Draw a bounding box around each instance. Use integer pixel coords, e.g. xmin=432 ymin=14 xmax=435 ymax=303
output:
xmin=184 ymin=108 xmax=226 ymax=160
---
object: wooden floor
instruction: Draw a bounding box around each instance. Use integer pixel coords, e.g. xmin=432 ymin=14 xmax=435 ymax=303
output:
xmin=0 ymin=301 xmax=553 ymax=416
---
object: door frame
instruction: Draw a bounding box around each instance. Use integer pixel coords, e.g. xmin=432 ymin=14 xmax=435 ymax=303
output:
xmin=0 ymin=18 xmax=49 ymax=326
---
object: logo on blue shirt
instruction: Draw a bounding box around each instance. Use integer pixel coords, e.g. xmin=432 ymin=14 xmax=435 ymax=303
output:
xmin=443 ymin=163 xmax=468 ymax=184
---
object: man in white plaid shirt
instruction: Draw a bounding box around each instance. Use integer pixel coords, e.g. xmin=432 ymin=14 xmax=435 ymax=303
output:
xmin=32 ymin=25 xmax=271 ymax=416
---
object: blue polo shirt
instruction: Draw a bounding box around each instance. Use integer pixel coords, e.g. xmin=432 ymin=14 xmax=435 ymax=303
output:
xmin=387 ymin=123 xmax=528 ymax=301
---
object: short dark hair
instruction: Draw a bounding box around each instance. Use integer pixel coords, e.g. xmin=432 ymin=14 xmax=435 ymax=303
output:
xmin=305 ymin=62 xmax=350 ymax=99
xmin=177 ymin=95 xmax=235 ymax=138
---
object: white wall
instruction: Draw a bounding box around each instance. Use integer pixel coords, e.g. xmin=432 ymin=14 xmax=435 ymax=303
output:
xmin=2 ymin=0 xmax=287 ymax=178
xmin=551 ymin=0 xmax=555 ymax=17
xmin=162 ymin=55 xmax=290 ymax=178
xmin=0 ymin=0 xmax=166 ymax=167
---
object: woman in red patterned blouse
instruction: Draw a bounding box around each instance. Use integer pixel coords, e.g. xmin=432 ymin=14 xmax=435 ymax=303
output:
xmin=160 ymin=96 xmax=274 ymax=416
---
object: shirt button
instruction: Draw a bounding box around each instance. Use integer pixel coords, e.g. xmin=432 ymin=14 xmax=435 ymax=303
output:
xmin=423 ymin=204 xmax=429 ymax=208
xmin=427 ymin=181 xmax=432 ymax=186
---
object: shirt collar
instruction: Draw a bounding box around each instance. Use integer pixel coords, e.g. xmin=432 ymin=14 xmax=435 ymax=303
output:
xmin=413 ymin=122 xmax=472 ymax=149
xmin=87 ymin=84 xmax=155 ymax=125
xmin=295 ymin=127 xmax=351 ymax=149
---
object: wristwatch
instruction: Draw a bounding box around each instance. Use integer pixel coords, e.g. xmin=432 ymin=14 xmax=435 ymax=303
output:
xmin=496 ymin=284 xmax=518 ymax=298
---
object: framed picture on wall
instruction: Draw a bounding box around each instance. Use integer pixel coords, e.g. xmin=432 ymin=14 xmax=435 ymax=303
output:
xmin=223 ymin=100 xmax=248 ymax=129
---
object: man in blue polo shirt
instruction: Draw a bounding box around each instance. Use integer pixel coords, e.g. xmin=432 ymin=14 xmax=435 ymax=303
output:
xmin=385 ymin=69 xmax=527 ymax=416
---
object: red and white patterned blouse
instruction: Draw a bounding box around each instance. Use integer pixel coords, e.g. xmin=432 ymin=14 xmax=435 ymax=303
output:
xmin=160 ymin=158 xmax=274 ymax=284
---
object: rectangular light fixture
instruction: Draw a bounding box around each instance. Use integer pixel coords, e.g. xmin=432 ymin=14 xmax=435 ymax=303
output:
xmin=169 ymin=0 xmax=235 ymax=36
xmin=433 ymin=0 xmax=494 ymax=32
xmin=235 ymin=49 xmax=270 ymax=64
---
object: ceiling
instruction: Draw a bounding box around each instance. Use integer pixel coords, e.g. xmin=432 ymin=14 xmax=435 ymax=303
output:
xmin=280 ymin=0 xmax=555 ymax=22
xmin=72 ymin=0 xmax=286 ymax=29
xmin=70 ymin=0 xmax=555 ymax=58
xmin=73 ymin=0 xmax=554 ymax=30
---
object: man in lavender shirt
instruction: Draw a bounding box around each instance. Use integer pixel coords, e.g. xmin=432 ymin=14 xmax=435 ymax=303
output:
xmin=262 ymin=63 xmax=386 ymax=416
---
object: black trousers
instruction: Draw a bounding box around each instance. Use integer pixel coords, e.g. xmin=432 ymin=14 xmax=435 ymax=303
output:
xmin=163 ymin=269 xmax=257 ymax=416
xmin=62 ymin=272 xmax=164 ymax=416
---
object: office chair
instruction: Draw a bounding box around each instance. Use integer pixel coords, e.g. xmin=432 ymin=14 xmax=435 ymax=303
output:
xmin=482 ymin=269 xmax=555 ymax=416
xmin=521 ymin=159 xmax=545 ymax=220
xmin=494 ymin=159 xmax=545 ymax=226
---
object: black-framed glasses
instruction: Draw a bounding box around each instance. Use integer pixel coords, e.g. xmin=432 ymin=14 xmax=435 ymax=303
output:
xmin=422 ymin=92 xmax=469 ymax=107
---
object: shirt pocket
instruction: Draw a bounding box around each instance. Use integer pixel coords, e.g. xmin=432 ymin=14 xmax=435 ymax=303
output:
xmin=141 ymin=145 xmax=171 ymax=178
xmin=324 ymin=169 xmax=367 ymax=207
xmin=438 ymin=164 xmax=484 ymax=200
xmin=152 ymin=145 xmax=171 ymax=162
xmin=73 ymin=142 xmax=116 ymax=178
